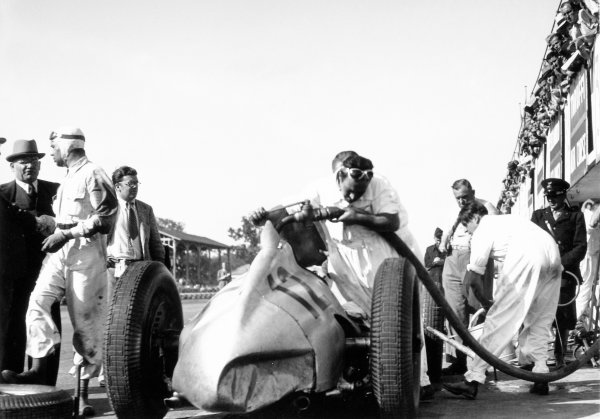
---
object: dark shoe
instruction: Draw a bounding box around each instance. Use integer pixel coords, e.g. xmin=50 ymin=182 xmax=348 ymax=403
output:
xmin=420 ymin=385 xmax=435 ymax=402
xmin=1 ymin=369 xmax=45 ymax=385
xmin=443 ymin=380 xmax=478 ymax=400
xmin=79 ymin=379 xmax=96 ymax=416
xmin=529 ymin=382 xmax=549 ymax=395
xmin=519 ymin=364 xmax=534 ymax=371
xmin=441 ymin=362 xmax=467 ymax=376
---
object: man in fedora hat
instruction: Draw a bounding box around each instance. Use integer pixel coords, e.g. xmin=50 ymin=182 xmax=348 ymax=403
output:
xmin=531 ymin=178 xmax=586 ymax=370
xmin=0 ymin=139 xmax=62 ymax=385
xmin=0 ymin=140 xmax=61 ymax=381
xmin=2 ymin=128 xmax=118 ymax=416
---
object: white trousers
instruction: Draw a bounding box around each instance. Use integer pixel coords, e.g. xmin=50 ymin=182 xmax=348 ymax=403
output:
xmin=577 ymin=251 xmax=600 ymax=324
xmin=26 ymin=236 xmax=108 ymax=379
xmin=326 ymin=234 xmax=430 ymax=386
xmin=465 ymin=240 xmax=561 ymax=384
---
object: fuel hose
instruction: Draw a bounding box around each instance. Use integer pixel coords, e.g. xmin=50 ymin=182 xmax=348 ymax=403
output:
xmin=379 ymin=231 xmax=600 ymax=383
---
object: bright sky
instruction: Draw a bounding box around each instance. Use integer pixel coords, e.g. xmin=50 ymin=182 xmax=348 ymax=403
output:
xmin=0 ymin=0 xmax=559 ymax=250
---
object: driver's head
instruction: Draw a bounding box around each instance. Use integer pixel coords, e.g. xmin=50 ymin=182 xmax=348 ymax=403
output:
xmin=335 ymin=154 xmax=374 ymax=203
xmin=331 ymin=150 xmax=359 ymax=172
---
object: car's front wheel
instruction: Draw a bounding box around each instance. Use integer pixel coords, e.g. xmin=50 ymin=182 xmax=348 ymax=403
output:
xmin=370 ymin=257 xmax=421 ymax=419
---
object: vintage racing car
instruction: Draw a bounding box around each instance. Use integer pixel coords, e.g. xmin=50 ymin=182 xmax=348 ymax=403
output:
xmin=103 ymin=201 xmax=422 ymax=419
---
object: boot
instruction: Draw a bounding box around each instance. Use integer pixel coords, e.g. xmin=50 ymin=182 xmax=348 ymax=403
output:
xmin=442 ymin=352 xmax=467 ymax=376
xmin=79 ymin=379 xmax=95 ymax=417
xmin=443 ymin=380 xmax=479 ymax=399
xmin=2 ymin=356 xmax=48 ymax=384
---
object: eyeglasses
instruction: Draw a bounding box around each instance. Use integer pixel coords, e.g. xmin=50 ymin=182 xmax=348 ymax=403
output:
xmin=15 ymin=157 xmax=40 ymax=165
xmin=119 ymin=181 xmax=140 ymax=188
xmin=340 ymin=167 xmax=374 ymax=181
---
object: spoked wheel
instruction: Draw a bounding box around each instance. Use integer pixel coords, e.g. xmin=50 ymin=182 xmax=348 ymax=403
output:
xmin=370 ymin=257 xmax=421 ymax=419
xmin=104 ymin=261 xmax=183 ymax=419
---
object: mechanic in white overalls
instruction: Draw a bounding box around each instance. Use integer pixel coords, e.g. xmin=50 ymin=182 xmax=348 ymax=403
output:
xmin=2 ymin=128 xmax=118 ymax=399
xmin=443 ymin=201 xmax=562 ymax=399
xmin=312 ymin=151 xmax=433 ymax=399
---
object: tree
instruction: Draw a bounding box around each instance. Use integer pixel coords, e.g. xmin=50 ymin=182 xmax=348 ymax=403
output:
xmin=228 ymin=216 xmax=261 ymax=264
xmin=157 ymin=217 xmax=185 ymax=232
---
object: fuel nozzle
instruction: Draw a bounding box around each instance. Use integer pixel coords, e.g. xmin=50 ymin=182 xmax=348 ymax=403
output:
xmin=292 ymin=201 xmax=343 ymax=224
xmin=294 ymin=200 xmax=316 ymax=225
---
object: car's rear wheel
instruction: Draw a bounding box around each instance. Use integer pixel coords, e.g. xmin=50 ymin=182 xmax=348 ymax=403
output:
xmin=370 ymin=257 xmax=420 ymax=419
xmin=104 ymin=261 xmax=183 ymax=419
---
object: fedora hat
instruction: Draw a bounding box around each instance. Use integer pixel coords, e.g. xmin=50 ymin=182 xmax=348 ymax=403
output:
xmin=6 ymin=139 xmax=45 ymax=162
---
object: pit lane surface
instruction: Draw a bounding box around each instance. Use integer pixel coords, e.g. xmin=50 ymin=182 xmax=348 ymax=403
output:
xmin=55 ymin=300 xmax=600 ymax=418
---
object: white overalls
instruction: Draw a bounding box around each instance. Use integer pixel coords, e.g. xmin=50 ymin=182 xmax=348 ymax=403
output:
xmin=26 ymin=156 xmax=117 ymax=379
xmin=313 ymin=174 xmax=430 ymax=386
xmin=464 ymin=215 xmax=562 ymax=383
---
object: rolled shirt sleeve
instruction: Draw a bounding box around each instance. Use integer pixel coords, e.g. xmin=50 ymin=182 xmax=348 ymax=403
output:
xmin=370 ymin=176 xmax=408 ymax=230
xmin=66 ymin=162 xmax=118 ymax=239
xmin=467 ymin=217 xmax=494 ymax=275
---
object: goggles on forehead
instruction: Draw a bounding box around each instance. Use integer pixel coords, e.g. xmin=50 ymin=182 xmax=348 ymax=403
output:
xmin=49 ymin=132 xmax=85 ymax=141
xmin=336 ymin=166 xmax=374 ymax=181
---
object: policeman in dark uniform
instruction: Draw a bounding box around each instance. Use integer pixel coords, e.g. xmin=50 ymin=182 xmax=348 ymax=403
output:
xmin=531 ymin=178 xmax=586 ymax=367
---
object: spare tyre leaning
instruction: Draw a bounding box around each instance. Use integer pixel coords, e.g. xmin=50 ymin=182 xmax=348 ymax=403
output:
xmin=0 ymin=384 xmax=72 ymax=418
xmin=104 ymin=261 xmax=183 ymax=419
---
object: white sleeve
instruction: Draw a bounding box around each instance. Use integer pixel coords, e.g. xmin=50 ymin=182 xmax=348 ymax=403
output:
xmin=467 ymin=218 xmax=493 ymax=275
xmin=371 ymin=178 xmax=408 ymax=230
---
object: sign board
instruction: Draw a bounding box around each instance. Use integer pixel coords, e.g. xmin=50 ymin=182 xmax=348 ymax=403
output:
xmin=546 ymin=118 xmax=562 ymax=179
xmin=568 ymin=70 xmax=588 ymax=184
xmin=593 ymin=33 xmax=600 ymax=163
xmin=534 ymin=145 xmax=546 ymax=210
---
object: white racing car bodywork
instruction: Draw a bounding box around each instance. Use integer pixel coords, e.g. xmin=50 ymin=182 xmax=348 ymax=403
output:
xmin=172 ymin=222 xmax=357 ymax=413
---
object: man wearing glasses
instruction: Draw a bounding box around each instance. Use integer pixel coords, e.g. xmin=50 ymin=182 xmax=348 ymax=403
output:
xmin=0 ymin=139 xmax=62 ymax=385
xmin=106 ymin=166 xmax=164 ymax=281
xmin=97 ymin=166 xmax=164 ymax=388
xmin=2 ymin=127 xmax=118 ymax=417
xmin=106 ymin=166 xmax=164 ymax=304
xmin=316 ymin=151 xmax=433 ymax=399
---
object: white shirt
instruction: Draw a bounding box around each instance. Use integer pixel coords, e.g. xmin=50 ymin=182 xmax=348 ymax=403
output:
xmin=312 ymin=173 xmax=422 ymax=261
xmin=467 ymin=215 xmax=549 ymax=275
xmin=16 ymin=179 xmax=38 ymax=194
xmin=107 ymin=197 xmax=143 ymax=260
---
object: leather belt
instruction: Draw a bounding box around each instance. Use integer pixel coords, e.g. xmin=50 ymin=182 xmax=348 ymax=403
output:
xmin=106 ymin=258 xmax=140 ymax=269
xmin=57 ymin=223 xmax=78 ymax=229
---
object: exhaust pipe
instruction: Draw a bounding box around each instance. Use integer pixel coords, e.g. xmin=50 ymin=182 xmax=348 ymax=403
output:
xmin=291 ymin=394 xmax=312 ymax=413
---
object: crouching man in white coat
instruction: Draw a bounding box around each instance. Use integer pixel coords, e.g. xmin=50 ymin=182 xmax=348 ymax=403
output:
xmin=443 ymin=201 xmax=561 ymax=399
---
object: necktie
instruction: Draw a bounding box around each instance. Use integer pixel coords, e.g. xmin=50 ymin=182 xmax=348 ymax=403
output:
xmin=128 ymin=203 xmax=139 ymax=240
xmin=28 ymin=185 xmax=38 ymax=211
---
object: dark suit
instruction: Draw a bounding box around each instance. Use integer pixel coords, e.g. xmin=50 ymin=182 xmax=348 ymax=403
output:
xmin=0 ymin=196 xmax=36 ymax=376
xmin=531 ymin=205 xmax=586 ymax=359
xmin=0 ymin=179 xmax=61 ymax=383
xmin=107 ymin=199 xmax=165 ymax=263
xmin=423 ymin=243 xmax=446 ymax=383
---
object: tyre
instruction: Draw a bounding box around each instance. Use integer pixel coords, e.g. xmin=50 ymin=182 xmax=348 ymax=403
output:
xmin=104 ymin=261 xmax=183 ymax=419
xmin=422 ymin=274 xmax=444 ymax=338
xmin=370 ymin=257 xmax=420 ymax=419
xmin=0 ymin=384 xmax=72 ymax=418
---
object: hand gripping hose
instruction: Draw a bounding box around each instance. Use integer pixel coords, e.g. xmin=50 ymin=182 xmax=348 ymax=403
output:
xmin=379 ymin=231 xmax=600 ymax=383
